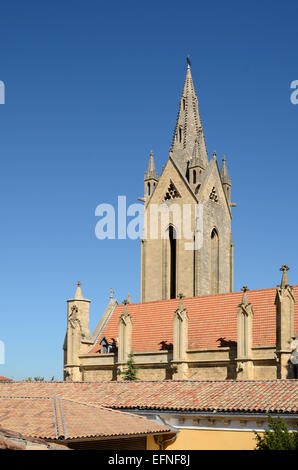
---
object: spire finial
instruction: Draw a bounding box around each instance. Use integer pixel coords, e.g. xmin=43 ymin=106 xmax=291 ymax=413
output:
xmin=110 ymin=288 xmax=114 ymax=300
xmin=127 ymin=293 xmax=131 ymax=304
xmin=240 ymin=285 xmax=249 ymax=305
xmin=122 ymin=298 xmax=129 ymax=317
xmin=186 ymin=56 xmax=191 ymax=68
xmin=213 ymin=151 xmax=217 ymax=159
xmin=280 ymin=265 xmax=290 ymax=288
xmin=74 ymin=281 xmax=83 ymax=299
xmin=178 ymin=292 xmax=185 ymax=310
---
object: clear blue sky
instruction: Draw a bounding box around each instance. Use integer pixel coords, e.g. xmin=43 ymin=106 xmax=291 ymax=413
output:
xmin=0 ymin=0 xmax=297 ymax=380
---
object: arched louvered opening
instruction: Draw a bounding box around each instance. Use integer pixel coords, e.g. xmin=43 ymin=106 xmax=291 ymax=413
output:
xmin=211 ymin=228 xmax=219 ymax=294
xmin=169 ymin=225 xmax=177 ymax=299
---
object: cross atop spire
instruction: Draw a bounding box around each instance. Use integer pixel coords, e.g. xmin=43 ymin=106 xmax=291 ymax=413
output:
xmin=170 ymin=62 xmax=208 ymax=175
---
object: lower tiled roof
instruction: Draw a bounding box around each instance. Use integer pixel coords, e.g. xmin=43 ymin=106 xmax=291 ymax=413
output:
xmin=0 ymin=426 xmax=67 ymax=450
xmin=0 ymin=380 xmax=296 ymax=414
xmin=0 ymin=396 xmax=170 ymax=440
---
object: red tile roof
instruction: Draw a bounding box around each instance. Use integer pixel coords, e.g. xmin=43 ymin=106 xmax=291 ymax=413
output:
xmin=0 ymin=380 xmax=296 ymax=414
xmin=90 ymin=286 xmax=298 ymax=353
xmin=0 ymin=377 xmax=12 ymax=382
xmin=0 ymin=426 xmax=68 ymax=450
xmin=0 ymin=396 xmax=170 ymax=440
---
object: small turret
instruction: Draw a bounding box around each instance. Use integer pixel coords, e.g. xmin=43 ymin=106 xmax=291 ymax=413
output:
xmin=64 ymin=281 xmax=91 ymax=382
xmin=189 ymin=135 xmax=207 ymax=193
xmin=275 ymin=265 xmax=296 ymax=378
xmin=220 ymin=156 xmax=231 ymax=204
xmin=144 ymin=151 xmax=158 ymax=200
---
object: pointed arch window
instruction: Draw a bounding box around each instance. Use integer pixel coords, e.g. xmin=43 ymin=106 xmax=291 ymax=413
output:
xmin=193 ymin=170 xmax=196 ymax=184
xmin=210 ymin=228 xmax=219 ymax=294
xmin=179 ymin=127 xmax=182 ymax=143
xmin=147 ymin=182 xmax=151 ymax=196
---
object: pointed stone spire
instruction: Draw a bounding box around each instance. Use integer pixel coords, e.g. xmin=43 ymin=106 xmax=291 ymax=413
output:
xmin=189 ymin=135 xmax=207 ymax=170
xmin=220 ymin=156 xmax=231 ymax=204
xmin=122 ymin=298 xmax=129 ymax=316
xmin=220 ymin=157 xmax=231 ymax=185
xmin=170 ymin=60 xmax=208 ymax=175
xmin=144 ymin=151 xmax=158 ymax=181
xmin=280 ymin=265 xmax=290 ymax=288
xmin=74 ymin=281 xmax=83 ymax=299
xmin=178 ymin=292 xmax=185 ymax=311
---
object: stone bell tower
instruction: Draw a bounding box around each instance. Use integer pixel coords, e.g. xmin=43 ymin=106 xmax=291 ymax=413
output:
xmin=140 ymin=60 xmax=235 ymax=302
xmin=63 ymin=281 xmax=91 ymax=381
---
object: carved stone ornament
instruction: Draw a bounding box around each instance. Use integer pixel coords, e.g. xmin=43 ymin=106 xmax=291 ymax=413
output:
xmin=209 ymin=186 xmax=218 ymax=203
xmin=69 ymin=305 xmax=81 ymax=329
xmin=164 ymin=181 xmax=181 ymax=201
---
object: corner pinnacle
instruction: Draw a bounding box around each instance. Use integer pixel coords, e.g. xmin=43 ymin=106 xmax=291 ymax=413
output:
xmin=74 ymin=281 xmax=83 ymax=299
xmin=280 ymin=265 xmax=290 ymax=288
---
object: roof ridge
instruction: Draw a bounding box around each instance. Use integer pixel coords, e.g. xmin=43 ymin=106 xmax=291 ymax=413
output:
xmin=67 ymin=399 xmax=165 ymax=421
xmin=53 ymin=396 xmax=66 ymax=439
xmin=113 ymin=285 xmax=298 ymax=308
xmin=0 ymin=379 xmax=296 ymax=386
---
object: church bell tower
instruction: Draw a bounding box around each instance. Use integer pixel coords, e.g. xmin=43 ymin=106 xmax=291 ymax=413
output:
xmin=141 ymin=61 xmax=235 ymax=302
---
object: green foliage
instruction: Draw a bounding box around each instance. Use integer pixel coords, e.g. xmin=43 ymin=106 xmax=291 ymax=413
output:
xmin=121 ymin=352 xmax=138 ymax=381
xmin=254 ymin=415 xmax=298 ymax=450
xmin=25 ymin=377 xmax=45 ymax=382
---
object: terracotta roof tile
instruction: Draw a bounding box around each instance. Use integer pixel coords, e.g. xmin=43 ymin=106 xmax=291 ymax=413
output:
xmin=0 ymin=426 xmax=68 ymax=450
xmin=90 ymin=286 xmax=298 ymax=353
xmin=0 ymin=396 xmax=170 ymax=440
xmin=0 ymin=380 xmax=296 ymax=414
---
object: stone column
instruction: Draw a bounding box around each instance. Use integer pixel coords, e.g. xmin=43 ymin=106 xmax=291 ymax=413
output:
xmin=236 ymin=286 xmax=254 ymax=380
xmin=117 ymin=299 xmax=133 ymax=374
xmin=172 ymin=293 xmax=189 ymax=379
xmin=275 ymin=265 xmax=295 ymax=378
xmin=64 ymin=282 xmax=91 ymax=382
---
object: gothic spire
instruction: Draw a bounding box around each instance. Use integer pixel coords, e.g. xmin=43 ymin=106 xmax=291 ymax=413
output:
xmin=144 ymin=151 xmax=158 ymax=181
xmin=189 ymin=135 xmax=207 ymax=170
xmin=170 ymin=60 xmax=208 ymax=174
xmin=220 ymin=157 xmax=231 ymax=186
